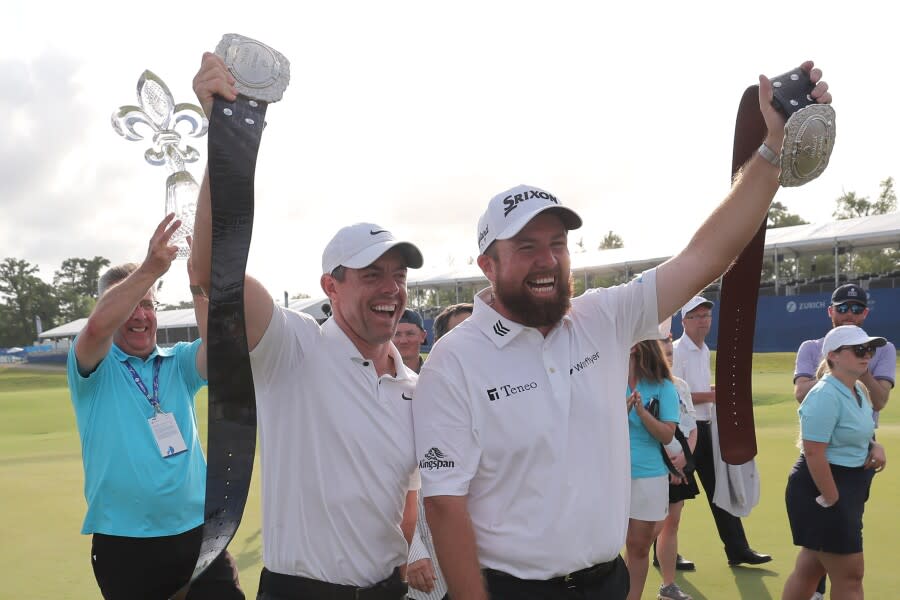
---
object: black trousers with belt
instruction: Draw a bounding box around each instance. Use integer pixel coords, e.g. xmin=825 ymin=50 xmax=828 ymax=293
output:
xmin=694 ymin=420 xmax=751 ymax=556
xmin=482 ymin=556 xmax=629 ymax=600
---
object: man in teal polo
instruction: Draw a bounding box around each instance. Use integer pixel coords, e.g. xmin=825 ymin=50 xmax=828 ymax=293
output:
xmin=67 ymin=214 xmax=242 ymax=600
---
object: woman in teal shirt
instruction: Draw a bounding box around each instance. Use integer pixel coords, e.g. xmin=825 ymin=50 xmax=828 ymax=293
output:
xmin=783 ymin=326 xmax=888 ymax=600
xmin=624 ymin=339 xmax=680 ymax=600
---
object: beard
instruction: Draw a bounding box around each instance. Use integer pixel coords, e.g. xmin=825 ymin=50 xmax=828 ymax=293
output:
xmin=493 ymin=270 xmax=573 ymax=328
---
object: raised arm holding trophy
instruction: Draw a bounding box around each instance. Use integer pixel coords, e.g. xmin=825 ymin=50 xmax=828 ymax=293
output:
xmin=191 ymin=34 xmax=420 ymax=600
xmin=411 ymin=63 xmax=832 ymax=600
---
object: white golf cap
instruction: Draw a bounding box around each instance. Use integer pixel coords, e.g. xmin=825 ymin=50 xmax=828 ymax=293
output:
xmin=476 ymin=184 xmax=582 ymax=255
xmin=822 ymin=325 xmax=887 ymax=356
xmin=322 ymin=223 xmax=423 ymax=274
xmin=681 ymin=296 xmax=714 ymax=318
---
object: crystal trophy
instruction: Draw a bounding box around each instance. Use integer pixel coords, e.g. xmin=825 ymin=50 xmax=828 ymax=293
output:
xmin=112 ymin=71 xmax=208 ymax=258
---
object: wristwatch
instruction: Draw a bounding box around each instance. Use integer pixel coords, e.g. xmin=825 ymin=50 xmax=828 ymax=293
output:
xmin=189 ymin=284 xmax=208 ymax=298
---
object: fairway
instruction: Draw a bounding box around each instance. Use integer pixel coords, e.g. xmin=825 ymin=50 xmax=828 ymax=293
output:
xmin=2 ymin=356 xmax=899 ymax=599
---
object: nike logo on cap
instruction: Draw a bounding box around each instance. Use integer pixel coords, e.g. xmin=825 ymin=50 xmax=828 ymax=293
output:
xmin=370 ymin=229 xmax=388 ymax=235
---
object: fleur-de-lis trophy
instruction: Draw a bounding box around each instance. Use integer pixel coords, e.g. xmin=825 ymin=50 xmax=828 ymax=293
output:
xmin=112 ymin=71 xmax=208 ymax=258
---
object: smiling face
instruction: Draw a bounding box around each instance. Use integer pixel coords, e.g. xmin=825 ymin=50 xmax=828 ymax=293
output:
xmin=322 ymin=247 xmax=409 ymax=354
xmin=477 ymin=212 xmax=572 ymax=332
xmin=113 ymin=291 xmax=159 ymax=359
xmin=393 ymin=322 xmax=426 ymax=363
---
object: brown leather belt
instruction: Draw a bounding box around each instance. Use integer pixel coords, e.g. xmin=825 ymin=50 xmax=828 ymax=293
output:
xmin=716 ymin=68 xmax=834 ymax=464
xmin=714 ymin=84 xmax=766 ymax=465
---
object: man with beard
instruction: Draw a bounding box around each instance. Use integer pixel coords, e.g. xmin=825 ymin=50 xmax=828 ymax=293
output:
xmin=412 ymin=59 xmax=831 ymax=600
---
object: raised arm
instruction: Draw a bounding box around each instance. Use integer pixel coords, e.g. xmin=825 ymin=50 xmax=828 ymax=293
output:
xmin=187 ymin=237 xmax=208 ymax=379
xmin=192 ymin=52 xmax=274 ymax=351
xmin=656 ymin=62 xmax=831 ymax=321
xmin=74 ymin=215 xmax=180 ymax=374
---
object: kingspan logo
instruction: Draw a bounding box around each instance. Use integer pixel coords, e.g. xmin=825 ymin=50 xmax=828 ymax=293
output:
xmin=502 ymin=189 xmax=559 ymax=217
xmin=486 ymin=380 xmax=538 ymax=400
xmin=419 ymin=447 xmax=455 ymax=470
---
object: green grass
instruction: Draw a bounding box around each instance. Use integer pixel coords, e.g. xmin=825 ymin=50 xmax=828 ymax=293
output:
xmin=2 ymin=356 xmax=899 ymax=599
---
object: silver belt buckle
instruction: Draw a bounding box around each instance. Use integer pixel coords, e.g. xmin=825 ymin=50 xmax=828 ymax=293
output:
xmin=779 ymin=104 xmax=836 ymax=187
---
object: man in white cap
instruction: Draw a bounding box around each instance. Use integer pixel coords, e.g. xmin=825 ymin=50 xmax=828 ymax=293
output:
xmin=673 ymin=297 xmax=772 ymax=570
xmin=192 ymin=213 xmax=424 ymax=598
xmin=194 ymin=54 xmax=425 ymax=599
xmin=413 ymin=61 xmax=830 ymax=595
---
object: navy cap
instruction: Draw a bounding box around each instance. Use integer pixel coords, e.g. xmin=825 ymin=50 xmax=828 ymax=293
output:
xmin=399 ymin=309 xmax=425 ymax=332
xmin=832 ymin=284 xmax=867 ymax=307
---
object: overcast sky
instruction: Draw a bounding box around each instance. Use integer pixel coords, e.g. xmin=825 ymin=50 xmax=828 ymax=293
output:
xmin=4 ymin=1 xmax=897 ymax=305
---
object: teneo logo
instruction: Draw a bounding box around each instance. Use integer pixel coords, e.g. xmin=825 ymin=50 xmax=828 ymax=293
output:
xmin=419 ymin=447 xmax=455 ymax=470
xmin=786 ymin=301 xmax=797 ymax=313
xmin=502 ymin=189 xmax=559 ymax=217
xmin=487 ymin=381 xmax=538 ymax=400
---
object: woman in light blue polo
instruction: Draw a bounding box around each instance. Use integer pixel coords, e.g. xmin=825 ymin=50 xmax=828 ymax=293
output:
xmin=624 ymin=339 xmax=680 ymax=600
xmin=782 ymin=326 xmax=888 ymax=600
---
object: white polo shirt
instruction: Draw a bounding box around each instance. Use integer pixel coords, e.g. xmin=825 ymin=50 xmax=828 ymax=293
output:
xmin=413 ymin=269 xmax=659 ymax=579
xmin=250 ymin=303 xmax=418 ymax=586
xmin=672 ymin=334 xmax=713 ymax=421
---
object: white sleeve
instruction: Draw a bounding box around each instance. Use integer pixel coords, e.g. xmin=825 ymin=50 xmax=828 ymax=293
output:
xmin=408 ymin=519 xmax=432 ymax=563
xmin=413 ymin=365 xmax=481 ymax=497
xmin=249 ymin=303 xmax=319 ymax=393
xmin=581 ymin=268 xmax=661 ymax=347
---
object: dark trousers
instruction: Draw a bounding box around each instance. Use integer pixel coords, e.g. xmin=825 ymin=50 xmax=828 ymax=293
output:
xmin=91 ymin=525 xmax=244 ymax=600
xmin=257 ymin=567 xmax=407 ymax=600
xmin=694 ymin=420 xmax=750 ymax=556
xmin=483 ymin=556 xmax=629 ymax=600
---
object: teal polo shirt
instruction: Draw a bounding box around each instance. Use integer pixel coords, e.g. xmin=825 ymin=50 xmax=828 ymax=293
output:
xmin=800 ymin=374 xmax=875 ymax=468
xmin=626 ymin=378 xmax=680 ymax=479
xmin=67 ymin=339 xmax=207 ymax=536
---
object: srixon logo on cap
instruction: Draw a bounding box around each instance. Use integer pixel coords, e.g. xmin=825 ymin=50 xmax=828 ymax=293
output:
xmin=503 ymin=189 xmax=559 ymax=217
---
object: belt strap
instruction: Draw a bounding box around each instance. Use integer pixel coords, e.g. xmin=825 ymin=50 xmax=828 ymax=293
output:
xmin=484 ymin=558 xmax=618 ymax=587
xmin=714 ymin=82 xmax=765 ymax=465
xmin=192 ymin=35 xmax=290 ymax=579
xmin=716 ymin=68 xmax=833 ymax=464
xmin=259 ymin=567 xmax=407 ymax=600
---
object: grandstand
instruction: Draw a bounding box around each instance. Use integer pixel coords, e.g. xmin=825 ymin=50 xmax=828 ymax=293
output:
xmin=407 ymin=211 xmax=900 ymax=352
xmin=30 ymin=211 xmax=900 ymax=355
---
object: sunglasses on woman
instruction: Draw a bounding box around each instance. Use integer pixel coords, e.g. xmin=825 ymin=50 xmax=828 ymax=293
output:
xmin=837 ymin=344 xmax=876 ymax=358
xmin=834 ymin=303 xmax=865 ymax=315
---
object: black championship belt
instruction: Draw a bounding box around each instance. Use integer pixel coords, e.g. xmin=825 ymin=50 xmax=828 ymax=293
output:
xmin=716 ymin=68 xmax=835 ymax=464
xmin=192 ymin=34 xmax=290 ymax=579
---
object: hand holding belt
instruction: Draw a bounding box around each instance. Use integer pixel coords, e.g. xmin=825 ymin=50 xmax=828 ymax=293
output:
xmin=191 ymin=34 xmax=290 ymax=580
xmin=716 ymin=66 xmax=835 ymax=464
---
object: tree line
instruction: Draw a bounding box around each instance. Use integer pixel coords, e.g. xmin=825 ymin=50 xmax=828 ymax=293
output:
xmin=765 ymin=177 xmax=899 ymax=283
xmin=2 ymin=180 xmax=896 ymax=345
xmin=0 ymin=257 xmax=111 ymax=347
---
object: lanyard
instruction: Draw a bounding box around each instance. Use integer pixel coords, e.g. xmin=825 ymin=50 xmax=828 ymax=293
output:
xmin=123 ymin=355 xmax=163 ymax=413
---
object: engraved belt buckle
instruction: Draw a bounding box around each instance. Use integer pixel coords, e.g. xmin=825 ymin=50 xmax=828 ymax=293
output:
xmin=769 ymin=67 xmax=836 ymax=187
xmin=780 ymin=103 xmax=836 ymax=187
